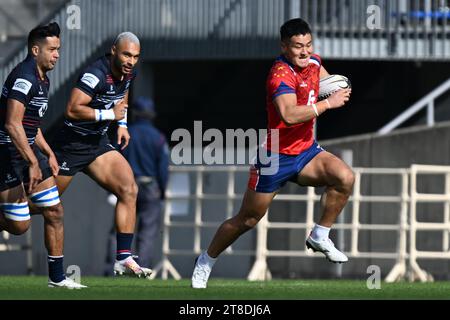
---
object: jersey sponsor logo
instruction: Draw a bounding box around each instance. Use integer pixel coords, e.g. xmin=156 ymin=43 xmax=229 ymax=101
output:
xmin=80 ymin=73 xmax=100 ymax=89
xmin=299 ymin=81 xmax=308 ymax=88
xmin=12 ymin=78 xmax=32 ymax=95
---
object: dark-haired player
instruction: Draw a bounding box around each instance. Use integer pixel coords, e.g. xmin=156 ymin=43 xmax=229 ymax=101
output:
xmin=50 ymin=32 xmax=152 ymax=277
xmin=0 ymin=22 xmax=85 ymax=288
xmin=191 ymin=18 xmax=353 ymax=288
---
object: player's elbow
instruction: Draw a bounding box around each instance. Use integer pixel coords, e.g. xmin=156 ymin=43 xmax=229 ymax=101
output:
xmin=280 ymin=114 xmax=297 ymax=126
xmin=64 ymin=104 xmax=78 ymax=120
xmin=277 ymin=107 xmax=297 ymax=126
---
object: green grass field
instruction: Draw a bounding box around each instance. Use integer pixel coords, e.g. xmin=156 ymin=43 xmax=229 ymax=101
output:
xmin=0 ymin=276 xmax=450 ymax=300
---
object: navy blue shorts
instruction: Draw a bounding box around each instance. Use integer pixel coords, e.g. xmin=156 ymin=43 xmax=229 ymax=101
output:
xmin=51 ymin=128 xmax=116 ymax=176
xmin=0 ymin=144 xmax=53 ymax=192
xmin=247 ymin=141 xmax=324 ymax=193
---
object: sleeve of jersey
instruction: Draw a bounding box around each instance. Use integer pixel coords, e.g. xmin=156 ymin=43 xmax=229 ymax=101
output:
xmin=8 ymin=73 xmax=35 ymax=106
xmin=76 ymin=68 xmax=104 ymax=97
xmin=268 ymin=69 xmax=296 ymax=100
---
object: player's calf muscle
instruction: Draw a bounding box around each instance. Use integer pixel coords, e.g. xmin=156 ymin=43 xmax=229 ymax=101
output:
xmin=42 ymin=203 xmax=64 ymax=222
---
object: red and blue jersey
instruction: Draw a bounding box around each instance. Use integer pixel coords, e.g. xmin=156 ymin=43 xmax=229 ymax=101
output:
xmin=265 ymin=54 xmax=321 ymax=155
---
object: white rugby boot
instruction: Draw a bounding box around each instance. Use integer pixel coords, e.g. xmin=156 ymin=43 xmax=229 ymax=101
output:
xmin=306 ymin=236 xmax=348 ymax=263
xmin=191 ymin=252 xmax=216 ymax=289
xmin=48 ymin=277 xmax=87 ymax=289
xmin=113 ymin=256 xmax=152 ymax=278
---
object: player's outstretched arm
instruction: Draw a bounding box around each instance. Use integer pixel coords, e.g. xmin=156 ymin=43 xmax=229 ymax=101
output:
xmin=5 ymin=99 xmax=42 ymax=191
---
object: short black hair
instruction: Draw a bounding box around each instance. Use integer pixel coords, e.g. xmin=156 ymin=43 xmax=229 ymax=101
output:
xmin=280 ymin=18 xmax=312 ymax=42
xmin=27 ymin=22 xmax=60 ymax=53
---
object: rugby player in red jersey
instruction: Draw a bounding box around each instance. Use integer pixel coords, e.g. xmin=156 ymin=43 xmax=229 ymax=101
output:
xmin=192 ymin=18 xmax=353 ymax=288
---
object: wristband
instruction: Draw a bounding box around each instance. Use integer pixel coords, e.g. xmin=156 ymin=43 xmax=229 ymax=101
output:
xmin=118 ymin=109 xmax=127 ymax=128
xmin=95 ymin=109 xmax=115 ymax=122
xmin=312 ymin=104 xmax=319 ymax=117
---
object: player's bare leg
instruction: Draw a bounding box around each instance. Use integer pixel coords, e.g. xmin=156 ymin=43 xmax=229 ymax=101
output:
xmin=0 ymin=184 xmax=30 ymax=235
xmin=54 ymin=175 xmax=75 ymax=196
xmin=86 ymin=150 xmax=151 ymax=277
xmin=297 ymin=151 xmax=354 ymax=226
xmin=296 ymin=151 xmax=354 ymax=263
xmin=208 ymin=189 xmax=276 ymax=257
xmin=192 ymin=189 xmax=275 ymax=288
xmin=29 ymin=176 xmax=86 ymax=288
xmin=27 ymin=174 xmax=73 ymax=285
xmin=30 ymin=177 xmax=64 ymax=257
xmin=87 ymin=151 xmax=137 ymax=233
xmin=28 ymin=175 xmax=74 ymax=215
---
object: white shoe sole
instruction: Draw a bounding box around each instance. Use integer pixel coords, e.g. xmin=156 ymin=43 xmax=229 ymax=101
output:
xmin=306 ymin=239 xmax=348 ymax=264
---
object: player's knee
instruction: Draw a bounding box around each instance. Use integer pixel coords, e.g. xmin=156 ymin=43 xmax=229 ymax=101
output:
xmin=7 ymin=220 xmax=30 ymax=235
xmin=338 ymin=169 xmax=355 ymax=194
xmin=28 ymin=202 xmax=43 ymax=215
xmin=239 ymin=209 xmax=264 ymax=230
xmin=43 ymin=203 xmax=64 ymax=224
xmin=243 ymin=217 xmax=259 ymax=230
xmin=117 ymin=181 xmax=138 ymax=202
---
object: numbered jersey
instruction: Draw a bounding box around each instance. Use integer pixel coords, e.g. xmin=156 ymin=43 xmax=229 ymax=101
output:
xmin=0 ymin=54 xmax=49 ymax=146
xmin=265 ymin=54 xmax=321 ymax=155
xmin=64 ymin=54 xmax=136 ymax=136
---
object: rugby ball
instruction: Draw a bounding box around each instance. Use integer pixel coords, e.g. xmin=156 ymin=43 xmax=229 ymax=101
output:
xmin=318 ymin=74 xmax=351 ymax=100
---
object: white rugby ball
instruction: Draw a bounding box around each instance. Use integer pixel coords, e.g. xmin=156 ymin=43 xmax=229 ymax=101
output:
xmin=318 ymin=74 xmax=351 ymax=100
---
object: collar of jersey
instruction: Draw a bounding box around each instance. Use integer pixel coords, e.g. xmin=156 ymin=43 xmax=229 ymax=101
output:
xmin=277 ymin=55 xmax=296 ymax=69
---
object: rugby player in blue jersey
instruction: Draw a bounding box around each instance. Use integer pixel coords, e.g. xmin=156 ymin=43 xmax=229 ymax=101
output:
xmin=50 ymin=32 xmax=152 ymax=278
xmin=0 ymin=22 xmax=86 ymax=288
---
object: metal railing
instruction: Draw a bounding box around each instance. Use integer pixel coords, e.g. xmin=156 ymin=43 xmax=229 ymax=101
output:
xmin=378 ymin=77 xmax=450 ymax=135
xmin=409 ymin=164 xmax=450 ymax=282
xmin=152 ymin=164 xmax=450 ymax=282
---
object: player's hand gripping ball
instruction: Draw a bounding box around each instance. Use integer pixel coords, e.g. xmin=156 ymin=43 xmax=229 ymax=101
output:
xmin=318 ymin=74 xmax=351 ymax=101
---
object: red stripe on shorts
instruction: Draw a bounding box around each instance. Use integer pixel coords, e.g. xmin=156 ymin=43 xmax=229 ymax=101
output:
xmin=247 ymin=166 xmax=259 ymax=190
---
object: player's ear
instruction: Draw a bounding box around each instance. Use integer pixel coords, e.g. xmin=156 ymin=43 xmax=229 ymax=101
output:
xmin=111 ymin=45 xmax=117 ymax=56
xmin=31 ymin=44 xmax=40 ymax=57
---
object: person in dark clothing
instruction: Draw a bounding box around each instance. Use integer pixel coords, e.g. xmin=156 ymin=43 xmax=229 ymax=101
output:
xmin=104 ymin=96 xmax=169 ymax=274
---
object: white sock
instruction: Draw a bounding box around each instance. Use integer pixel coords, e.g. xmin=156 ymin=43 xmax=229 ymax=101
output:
xmin=311 ymin=224 xmax=330 ymax=241
xmin=202 ymin=251 xmax=217 ymax=267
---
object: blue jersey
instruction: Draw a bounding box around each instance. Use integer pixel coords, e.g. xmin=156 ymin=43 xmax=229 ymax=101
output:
xmin=0 ymin=54 xmax=50 ymax=145
xmin=64 ymin=54 xmax=136 ymax=136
